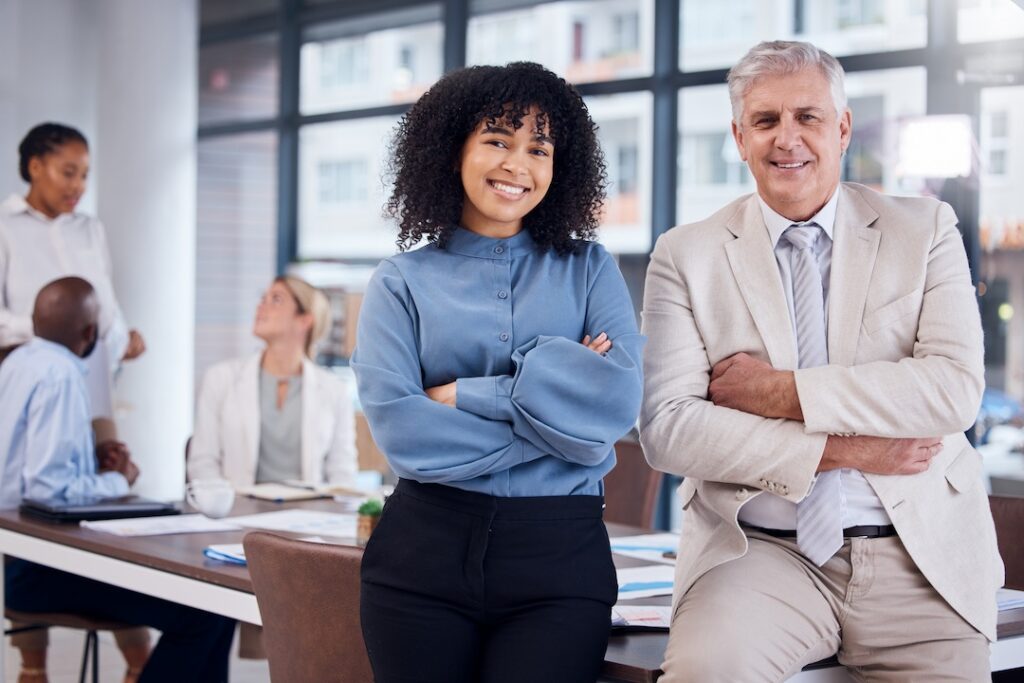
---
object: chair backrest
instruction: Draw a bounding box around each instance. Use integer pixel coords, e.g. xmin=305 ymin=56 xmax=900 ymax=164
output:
xmin=604 ymin=440 xmax=663 ymax=529
xmin=243 ymin=531 xmax=373 ymax=683
xmin=990 ymin=495 xmax=1024 ymax=590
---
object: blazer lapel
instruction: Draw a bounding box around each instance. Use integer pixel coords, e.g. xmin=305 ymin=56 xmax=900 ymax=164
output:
xmin=827 ymin=185 xmax=880 ymax=367
xmin=299 ymin=358 xmax=317 ymax=483
xmin=724 ymin=197 xmax=799 ymax=370
xmin=240 ymin=353 xmax=262 ymax=482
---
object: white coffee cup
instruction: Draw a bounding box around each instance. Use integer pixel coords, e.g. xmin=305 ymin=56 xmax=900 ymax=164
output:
xmin=185 ymin=479 xmax=235 ymax=519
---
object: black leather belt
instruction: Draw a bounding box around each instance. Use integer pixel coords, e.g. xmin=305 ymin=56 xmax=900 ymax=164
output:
xmin=743 ymin=524 xmax=897 ymax=539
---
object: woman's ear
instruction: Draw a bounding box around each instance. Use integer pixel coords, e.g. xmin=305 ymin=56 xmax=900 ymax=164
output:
xmin=27 ymin=156 xmax=44 ymax=182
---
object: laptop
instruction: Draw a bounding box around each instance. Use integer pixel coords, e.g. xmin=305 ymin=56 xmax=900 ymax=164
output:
xmin=20 ymin=496 xmax=180 ymax=523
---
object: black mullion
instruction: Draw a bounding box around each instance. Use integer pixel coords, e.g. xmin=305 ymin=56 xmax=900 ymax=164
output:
xmin=277 ymin=0 xmax=301 ymax=274
xmin=651 ymin=0 xmax=680 ymax=241
xmin=443 ymin=0 xmax=469 ymax=73
xmin=198 ymin=118 xmax=280 ymax=139
xmin=201 ymin=14 xmax=280 ymax=45
xmin=298 ymin=104 xmax=415 ymax=127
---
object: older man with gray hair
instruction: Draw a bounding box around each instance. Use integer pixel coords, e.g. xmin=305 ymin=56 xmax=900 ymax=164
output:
xmin=640 ymin=40 xmax=1002 ymax=681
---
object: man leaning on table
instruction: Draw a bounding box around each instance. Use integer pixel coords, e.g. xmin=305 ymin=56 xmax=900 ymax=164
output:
xmin=0 ymin=276 xmax=235 ymax=683
xmin=639 ymin=41 xmax=1003 ymax=681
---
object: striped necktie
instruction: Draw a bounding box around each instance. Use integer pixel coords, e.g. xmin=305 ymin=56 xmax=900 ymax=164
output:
xmin=783 ymin=224 xmax=843 ymax=566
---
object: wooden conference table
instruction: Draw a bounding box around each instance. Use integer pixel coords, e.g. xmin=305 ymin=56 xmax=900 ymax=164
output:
xmin=2 ymin=498 xmax=1024 ymax=682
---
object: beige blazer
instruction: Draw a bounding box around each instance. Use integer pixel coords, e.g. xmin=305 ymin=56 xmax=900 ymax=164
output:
xmin=640 ymin=182 xmax=1004 ymax=640
xmin=187 ymin=353 xmax=357 ymax=488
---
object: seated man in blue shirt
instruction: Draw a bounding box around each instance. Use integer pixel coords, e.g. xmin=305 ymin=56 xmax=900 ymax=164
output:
xmin=0 ymin=277 xmax=235 ymax=683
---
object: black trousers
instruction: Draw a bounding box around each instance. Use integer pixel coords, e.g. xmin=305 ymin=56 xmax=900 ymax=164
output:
xmin=6 ymin=559 xmax=236 ymax=683
xmin=360 ymin=479 xmax=617 ymax=683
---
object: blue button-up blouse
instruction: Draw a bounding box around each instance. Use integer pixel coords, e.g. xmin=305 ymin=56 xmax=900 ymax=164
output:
xmin=352 ymin=227 xmax=645 ymax=497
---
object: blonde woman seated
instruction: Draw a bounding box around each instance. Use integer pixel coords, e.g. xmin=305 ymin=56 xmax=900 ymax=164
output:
xmin=188 ymin=276 xmax=357 ymax=489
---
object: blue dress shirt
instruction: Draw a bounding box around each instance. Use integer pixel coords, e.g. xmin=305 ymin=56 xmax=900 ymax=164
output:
xmin=352 ymin=227 xmax=645 ymax=497
xmin=0 ymin=338 xmax=128 ymax=508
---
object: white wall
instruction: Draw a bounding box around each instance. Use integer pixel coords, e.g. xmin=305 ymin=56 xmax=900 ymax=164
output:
xmin=0 ymin=0 xmax=198 ymax=500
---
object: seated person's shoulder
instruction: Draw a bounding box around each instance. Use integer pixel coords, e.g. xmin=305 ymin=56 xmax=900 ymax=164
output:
xmin=201 ymin=355 xmax=257 ymax=388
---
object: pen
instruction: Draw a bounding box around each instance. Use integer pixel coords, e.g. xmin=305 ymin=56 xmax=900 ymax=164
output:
xmin=662 ymin=550 xmax=677 ymax=559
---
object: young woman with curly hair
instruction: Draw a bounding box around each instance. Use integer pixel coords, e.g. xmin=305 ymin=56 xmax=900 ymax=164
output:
xmin=352 ymin=61 xmax=645 ymax=682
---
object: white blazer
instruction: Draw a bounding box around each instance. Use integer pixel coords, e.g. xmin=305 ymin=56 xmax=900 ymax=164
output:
xmin=187 ymin=352 xmax=357 ymax=488
xmin=640 ymin=183 xmax=1003 ymax=641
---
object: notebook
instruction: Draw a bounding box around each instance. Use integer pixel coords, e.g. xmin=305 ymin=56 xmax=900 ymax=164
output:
xmin=20 ymin=496 xmax=180 ymax=523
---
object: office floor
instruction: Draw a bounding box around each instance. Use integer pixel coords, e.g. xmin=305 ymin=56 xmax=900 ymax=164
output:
xmin=4 ymin=627 xmax=271 ymax=682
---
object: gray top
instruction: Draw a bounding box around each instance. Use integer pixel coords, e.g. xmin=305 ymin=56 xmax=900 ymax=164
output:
xmin=255 ymin=369 xmax=303 ymax=484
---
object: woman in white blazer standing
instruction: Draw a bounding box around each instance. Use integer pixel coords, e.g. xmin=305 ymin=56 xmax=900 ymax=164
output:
xmin=188 ymin=275 xmax=357 ymax=489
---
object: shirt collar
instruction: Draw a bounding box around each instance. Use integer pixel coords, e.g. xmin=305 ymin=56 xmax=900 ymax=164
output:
xmin=29 ymin=337 xmax=89 ymax=375
xmin=2 ymin=193 xmax=71 ymax=223
xmin=444 ymin=225 xmax=537 ymax=259
xmin=757 ymin=187 xmax=839 ymax=249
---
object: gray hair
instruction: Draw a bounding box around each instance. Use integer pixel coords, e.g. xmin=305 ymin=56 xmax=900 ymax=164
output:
xmin=727 ymin=41 xmax=847 ymax=124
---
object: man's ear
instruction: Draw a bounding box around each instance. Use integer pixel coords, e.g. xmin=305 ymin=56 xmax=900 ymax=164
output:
xmin=731 ymin=120 xmax=748 ymax=162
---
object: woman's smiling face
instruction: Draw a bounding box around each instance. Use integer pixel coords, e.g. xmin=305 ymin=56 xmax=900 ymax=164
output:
xmin=458 ymin=106 xmax=554 ymax=239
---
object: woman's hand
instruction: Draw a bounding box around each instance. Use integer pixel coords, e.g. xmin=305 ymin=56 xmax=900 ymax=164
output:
xmin=425 ymin=381 xmax=457 ymax=407
xmin=123 ymin=329 xmax=146 ymax=361
xmin=581 ymin=332 xmax=612 ymax=355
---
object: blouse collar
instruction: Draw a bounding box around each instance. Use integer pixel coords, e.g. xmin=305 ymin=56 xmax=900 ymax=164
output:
xmin=443 ymin=225 xmax=537 ymax=259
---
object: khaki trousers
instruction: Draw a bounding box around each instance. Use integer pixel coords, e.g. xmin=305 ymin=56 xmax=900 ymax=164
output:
xmin=660 ymin=532 xmax=990 ymax=683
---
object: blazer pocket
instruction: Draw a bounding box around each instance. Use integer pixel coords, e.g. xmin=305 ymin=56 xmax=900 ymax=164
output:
xmin=862 ymin=291 xmax=922 ymax=336
xmin=945 ymin=446 xmax=983 ymax=494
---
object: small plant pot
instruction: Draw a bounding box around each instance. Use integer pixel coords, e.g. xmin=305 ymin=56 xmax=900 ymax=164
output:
xmin=357 ymin=514 xmax=380 ymax=545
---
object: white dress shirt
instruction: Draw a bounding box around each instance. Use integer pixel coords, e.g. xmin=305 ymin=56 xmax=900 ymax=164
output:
xmin=738 ymin=188 xmax=892 ymax=530
xmin=0 ymin=338 xmax=128 ymax=509
xmin=0 ymin=194 xmax=129 ymax=418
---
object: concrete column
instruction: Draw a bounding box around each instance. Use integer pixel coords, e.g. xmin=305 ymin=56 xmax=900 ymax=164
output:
xmin=94 ymin=0 xmax=198 ymax=500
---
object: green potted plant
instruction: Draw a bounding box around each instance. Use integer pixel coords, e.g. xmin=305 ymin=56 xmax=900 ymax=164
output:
xmin=357 ymin=498 xmax=383 ymax=545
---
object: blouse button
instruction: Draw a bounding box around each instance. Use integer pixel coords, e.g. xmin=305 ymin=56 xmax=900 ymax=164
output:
xmin=498 ymin=290 xmax=508 ymax=299
xmin=494 ymin=246 xmax=505 ymax=254
xmin=499 ymin=333 xmax=509 ymax=342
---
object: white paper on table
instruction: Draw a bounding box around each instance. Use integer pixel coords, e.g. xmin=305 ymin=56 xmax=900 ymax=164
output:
xmin=616 ymin=564 xmax=675 ymax=601
xmin=998 ymin=588 xmax=1024 ymax=611
xmin=81 ymin=514 xmax=240 ymax=536
xmin=227 ymin=509 xmax=358 ymax=537
xmin=609 ymin=532 xmax=680 ymax=565
xmin=611 ymin=605 xmax=673 ymax=629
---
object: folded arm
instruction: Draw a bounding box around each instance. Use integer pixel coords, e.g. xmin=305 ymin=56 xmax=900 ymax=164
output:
xmin=352 ymin=260 xmax=552 ymax=484
xmin=797 ymin=203 xmax=983 ymax=438
xmin=454 ymin=250 xmax=644 ymax=466
xmin=638 ymin=233 xmax=823 ymax=502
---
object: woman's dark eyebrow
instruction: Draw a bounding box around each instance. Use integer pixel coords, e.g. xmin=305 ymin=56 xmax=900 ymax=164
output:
xmin=480 ymin=124 xmax=553 ymax=145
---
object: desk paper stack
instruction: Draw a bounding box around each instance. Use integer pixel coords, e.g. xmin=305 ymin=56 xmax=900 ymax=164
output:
xmin=998 ymin=588 xmax=1024 ymax=611
xmin=203 ymin=536 xmax=329 ymax=566
xmin=616 ymin=565 xmax=675 ymax=601
xmin=610 ymin=533 xmax=680 ymax=565
xmin=611 ymin=605 xmax=673 ymax=631
xmin=81 ymin=514 xmax=240 ymax=536
xmin=227 ymin=509 xmax=357 ymax=538
xmin=203 ymin=543 xmax=247 ymax=565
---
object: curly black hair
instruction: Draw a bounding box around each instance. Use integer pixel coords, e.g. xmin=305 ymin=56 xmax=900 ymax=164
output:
xmin=18 ymin=123 xmax=88 ymax=183
xmin=385 ymin=62 xmax=607 ymax=255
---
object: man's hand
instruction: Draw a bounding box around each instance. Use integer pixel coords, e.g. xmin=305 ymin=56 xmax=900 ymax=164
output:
xmin=123 ymin=329 xmax=146 ymax=361
xmin=582 ymin=332 xmax=612 ymax=355
xmin=425 ymin=381 xmax=457 ymax=407
xmin=120 ymin=459 xmax=140 ymax=486
xmin=709 ymin=352 xmax=802 ymax=420
xmin=96 ymin=440 xmax=130 ymax=472
xmin=819 ymin=435 xmax=943 ymax=475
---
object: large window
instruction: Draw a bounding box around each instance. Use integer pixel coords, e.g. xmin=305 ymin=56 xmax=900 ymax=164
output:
xmin=468 ymin=0 xmax=655 ymax=82
xmin=199 ymin=0 xmax=1024 ymax=463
